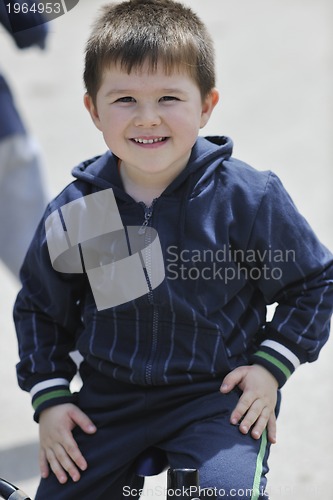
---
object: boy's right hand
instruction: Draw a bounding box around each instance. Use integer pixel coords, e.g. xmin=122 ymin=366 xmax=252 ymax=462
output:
xmin=39 ymin=403 xmax=97 ymax=484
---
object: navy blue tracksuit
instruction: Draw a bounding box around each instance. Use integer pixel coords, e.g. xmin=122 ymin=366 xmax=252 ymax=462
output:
xmin=35 ymin=367 xmax=275 ymax=499
xmin=14 ymin=137 xmax=333 ymax=498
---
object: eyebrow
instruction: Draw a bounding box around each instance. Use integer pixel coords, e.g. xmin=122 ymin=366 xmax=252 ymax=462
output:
xmin=104 ymin=88 xmax=186 ymax=97
xmin=105 ymin=90 xmax=132 ymax=97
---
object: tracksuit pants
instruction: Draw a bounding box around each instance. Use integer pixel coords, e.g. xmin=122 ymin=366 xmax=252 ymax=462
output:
xmin=35 ymin=365 xmax=276 ymax=499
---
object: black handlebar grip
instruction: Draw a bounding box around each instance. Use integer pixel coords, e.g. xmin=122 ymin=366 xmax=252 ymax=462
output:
xmin=0 ymin=478 xmax=31 ymax=500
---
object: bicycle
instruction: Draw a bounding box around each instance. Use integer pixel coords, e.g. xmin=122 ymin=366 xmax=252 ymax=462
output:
xmin=0 ymin=446 xmax=217 ymax=499
xmin=0 ymin=478 xmax=30 ymax=500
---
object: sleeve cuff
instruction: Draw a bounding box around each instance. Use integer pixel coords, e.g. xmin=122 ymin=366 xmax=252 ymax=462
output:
xmin=250 ymin=339 xmax=301 ymax=388
xmin=31 ymin=378 xmax=76 ymax=422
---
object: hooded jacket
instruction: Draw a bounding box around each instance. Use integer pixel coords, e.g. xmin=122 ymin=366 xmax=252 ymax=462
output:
xmin=14 ymin=136 xmax=333 ymax=420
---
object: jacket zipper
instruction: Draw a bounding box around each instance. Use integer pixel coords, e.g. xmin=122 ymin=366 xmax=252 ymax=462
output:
xmin=139 ymin=201 xmax=159 ymax=384
xmin=138 ymin=201 xmax=155 ymax=235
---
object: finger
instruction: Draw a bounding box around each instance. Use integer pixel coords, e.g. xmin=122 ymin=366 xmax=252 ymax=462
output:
xmin=68 ymin=407 xmax=97 ymax=434
xmin=39 ymin=448 xmax=50 ymax=479
xmin=266 ymin=414 xmax=277 ymax=444
xmin=239 ymin=399 xmax=270 ymax=438
xmin=45 ymin=448 xmax=68 ymax=484
xmin=56 ymin=444 xmax=82 ymax=483
xmin=220 ymin=366 xmax=246 ymax=393
xmin=63 ymin=435 xmax=88 ymax=472
xmin=230 ymin=391 xmax=255 ymax=426
xmin=248 ymin=406 xmax=271 ymax=439
xmin=52 ymin=443 xmax=83 ymax=483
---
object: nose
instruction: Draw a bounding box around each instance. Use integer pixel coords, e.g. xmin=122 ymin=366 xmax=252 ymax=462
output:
xmin=133 ymin=102 xmax=161 ymax=128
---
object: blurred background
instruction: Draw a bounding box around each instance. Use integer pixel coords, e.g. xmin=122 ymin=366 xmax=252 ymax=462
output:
xmin=0 ymin=0 xmax=332 ymax=498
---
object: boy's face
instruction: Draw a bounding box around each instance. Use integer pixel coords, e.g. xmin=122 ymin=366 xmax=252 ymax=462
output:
xmin=84 ymin=62 xmax=219 ymax=182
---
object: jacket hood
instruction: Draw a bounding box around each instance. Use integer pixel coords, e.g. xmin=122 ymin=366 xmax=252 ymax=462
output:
xmin=71 ymin=136 xmax=233 ymax=201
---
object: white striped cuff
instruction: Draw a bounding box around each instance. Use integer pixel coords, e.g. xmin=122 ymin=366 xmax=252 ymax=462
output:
xmin=260 ymin=340 xmax=301 ymax=370
xmin=30 ymin=378 xmax=70 ymax=398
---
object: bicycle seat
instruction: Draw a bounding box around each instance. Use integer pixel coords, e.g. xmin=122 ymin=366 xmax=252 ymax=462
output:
xmin=134 ymin=447 xmax=169 ymax=477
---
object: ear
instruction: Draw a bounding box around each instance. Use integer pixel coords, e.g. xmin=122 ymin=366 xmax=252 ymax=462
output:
xmin=84 ymin=93 xmax=103 ymax=131
xmin=200 ymin=88 xmax=219 ymax=129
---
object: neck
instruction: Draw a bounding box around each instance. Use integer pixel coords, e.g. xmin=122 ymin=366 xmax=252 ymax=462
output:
xmin=119 ymin=158 xmax=189 ymax=205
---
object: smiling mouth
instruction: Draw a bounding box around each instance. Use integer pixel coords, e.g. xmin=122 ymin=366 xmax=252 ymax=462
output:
xmin=132 ymin=137 xmax=167 ymax=144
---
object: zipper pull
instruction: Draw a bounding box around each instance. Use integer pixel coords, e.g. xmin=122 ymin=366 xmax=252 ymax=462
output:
xmin=138 ymin=202 xmax=155 ymax=234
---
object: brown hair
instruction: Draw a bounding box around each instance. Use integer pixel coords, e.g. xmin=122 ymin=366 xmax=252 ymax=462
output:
xmin=84 ymin=0 xmax=216 ymax=104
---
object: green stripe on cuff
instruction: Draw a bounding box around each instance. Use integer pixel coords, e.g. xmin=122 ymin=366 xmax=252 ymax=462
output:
xmin=32 ymin=389 xmax=72 ymax=410
xmin=254 ymin=351 xmax=292 ymax=380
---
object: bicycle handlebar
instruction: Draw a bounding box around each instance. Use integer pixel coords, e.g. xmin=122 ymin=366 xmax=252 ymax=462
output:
xmin=0 ymin=478 xmax=31 ymax=500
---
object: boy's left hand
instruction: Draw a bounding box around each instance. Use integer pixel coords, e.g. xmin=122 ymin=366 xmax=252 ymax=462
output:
xmin=220 ymin=365 xmax=278 ymax=444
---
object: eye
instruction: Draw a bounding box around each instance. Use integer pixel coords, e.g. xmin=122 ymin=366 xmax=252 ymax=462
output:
xmin=115 ymin=96 xmax=136 ymax=103
xmin=159 ymin=96 xmax=180 ymax=102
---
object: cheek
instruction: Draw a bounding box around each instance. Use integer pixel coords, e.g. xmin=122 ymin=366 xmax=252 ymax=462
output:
xmin=172 ymin=109 xmax=202 ymax=139
xmin=99 ymin=112 xmax=126 ymax=141
xmin=99 ymin=104 xmax=128 ymax=124
xmin=174 ymin=104 xmax=202 ymax=126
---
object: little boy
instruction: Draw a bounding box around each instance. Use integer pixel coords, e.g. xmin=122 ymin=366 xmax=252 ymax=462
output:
xmin=14 ymin=1 xmax=333 ymax=499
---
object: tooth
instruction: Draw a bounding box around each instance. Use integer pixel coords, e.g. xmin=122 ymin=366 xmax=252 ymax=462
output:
xmin=134 ymin=137 xmax=165 ymax=143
